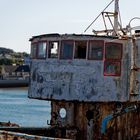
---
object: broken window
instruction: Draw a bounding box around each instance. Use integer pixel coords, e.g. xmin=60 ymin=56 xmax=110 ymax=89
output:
xmin=37 ymin=42 xmax=47 ymax=59
xmin=105 ymin=42 xmax=122 ymax=60
xmin=104 ymin=61 xmax=121 ymax=76
xmin=104 ymin=42 xmax=123 ymax=76
xmin=88 ymin=40 xmax=104 ymax=60
xmin=74 ymin=41 xmax=87 ymax=59
xmin=60 ymin=40 xmax=74 ymax=59
xmin=48 ymin=41 xmax=59 ymax=58
xmin=31 ymin=43 xmax=37 ymax=59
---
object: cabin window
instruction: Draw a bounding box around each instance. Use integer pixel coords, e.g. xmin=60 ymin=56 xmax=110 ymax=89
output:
xmin=88 ymin=40 xmax=104 ymax=60
xmin=48 ymin=41 xmax=59 ymax=58
xmin=74 ymin=41 xmax=87 ymax=59
xmin=37 ymin=42 xmax=47 ymax=59
xmin=104 ymin=42 xmax=123 ymax=76
xmin=105 ymin=42 xmax=122 ymax=60
xmin=104 ymin=61 xmax=121 ymax=76
xmin=60 ymin=41 xmax=74 ymax=59
xmin=31 ymin=43 xmax=37 ymax=59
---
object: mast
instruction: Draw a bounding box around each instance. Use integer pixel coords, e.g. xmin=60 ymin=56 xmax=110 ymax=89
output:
xmin=113 ymin=0 xmax=119 ymax=36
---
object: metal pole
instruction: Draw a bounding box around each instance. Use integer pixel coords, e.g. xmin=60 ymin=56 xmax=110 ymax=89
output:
xmin=128 ymin=17 xmax=140 ymax=96
xmin=113 ymin=0 xmax=119 ymax=36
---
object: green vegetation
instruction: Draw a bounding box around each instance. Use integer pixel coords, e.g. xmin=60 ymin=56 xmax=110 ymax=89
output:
xmin=0 ymin=58 xmax=13 ymax=65
xmin=0 ymin=47 xmax=29 ymax=65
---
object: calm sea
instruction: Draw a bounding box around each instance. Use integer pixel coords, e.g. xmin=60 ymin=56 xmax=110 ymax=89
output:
xmin=0 ymin=88 xmax=51 ymax=127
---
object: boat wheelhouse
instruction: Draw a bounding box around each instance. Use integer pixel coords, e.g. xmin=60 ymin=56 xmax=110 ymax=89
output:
xmin=29 ymin=34 xmax=128 ymax=102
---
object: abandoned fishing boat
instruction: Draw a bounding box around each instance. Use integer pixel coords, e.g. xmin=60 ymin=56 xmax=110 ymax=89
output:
xmin=1 ymin=0 xmax=140 ymax=140
xmin=28 ymin=0 xmax=140 ymax=140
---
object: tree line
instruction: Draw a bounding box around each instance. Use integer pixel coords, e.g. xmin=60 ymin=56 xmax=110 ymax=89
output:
xmin=0 ymin=47 xmax=29 ymax=65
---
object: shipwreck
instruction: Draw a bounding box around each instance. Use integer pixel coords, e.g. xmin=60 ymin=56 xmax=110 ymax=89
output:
xmin=28 ymin=0 xmax=140 ymax=139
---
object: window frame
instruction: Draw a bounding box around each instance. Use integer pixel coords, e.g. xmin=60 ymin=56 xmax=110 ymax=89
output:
xmin=74 ymin=40 xmax=87 ymax=59
xmin=104 ymin=42 xmax=123 ymax=77
xmin=31 ymin=42 xmax=38 ymax=59
xmin=60 ymin=40 xmax=74 ymax=60
xmin=105 ymin=42 xmax=123 ymax=60
xmin=104 ymin=60 xmax=121 ymax=76
xmin=36 ymin=41 xmax=47 ymax=59
xmin=88 ymin=40 xmax=104 ymax=60
xmin=48 ymin=41 xmax=59 ymax=59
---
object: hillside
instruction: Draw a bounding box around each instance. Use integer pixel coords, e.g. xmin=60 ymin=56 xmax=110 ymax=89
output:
xmin=0 ymin=47 xmax=14 ymax=54
xmin=0 ymin=47 xmax=30 ymax=65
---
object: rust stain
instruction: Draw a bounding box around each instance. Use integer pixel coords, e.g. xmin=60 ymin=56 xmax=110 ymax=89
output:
xmin=49 ymin=101 xmax=140 ymax=140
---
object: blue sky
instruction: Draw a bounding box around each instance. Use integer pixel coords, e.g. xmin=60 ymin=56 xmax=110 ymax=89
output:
xmin=0 ymin=0 xmax=140 ymax=53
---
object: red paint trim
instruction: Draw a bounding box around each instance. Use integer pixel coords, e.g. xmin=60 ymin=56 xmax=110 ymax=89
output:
xmin=103 ymin=60 xmax=121 ymax=76
xmin=105 ymin=42 xmax=123 ymax=60
xmin=103 ymin=42 xmax=123 ymax=77
xmin=88 ymin=40 xmax=104 ymax=60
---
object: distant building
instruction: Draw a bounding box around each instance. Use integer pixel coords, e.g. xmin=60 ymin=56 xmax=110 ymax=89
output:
xmin=1 ymin=65 xmax=30 ymax=80
xmin=1 ymin=65 xmax=18 ymax=79
xmin=15 ymin=65 xmax=30 ymax=79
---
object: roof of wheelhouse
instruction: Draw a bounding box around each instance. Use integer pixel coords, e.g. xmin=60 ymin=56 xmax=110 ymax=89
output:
xmin=29 ymin=33 xmax=118 ymax=41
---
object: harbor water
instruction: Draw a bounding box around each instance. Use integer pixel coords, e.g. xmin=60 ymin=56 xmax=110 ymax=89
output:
xmin=0 ymin=88 xmax=51 ymax=127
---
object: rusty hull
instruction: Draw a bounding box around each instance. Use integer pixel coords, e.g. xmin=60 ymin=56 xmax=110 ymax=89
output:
xmin=50 ymin=101 xmax=140 ymax=140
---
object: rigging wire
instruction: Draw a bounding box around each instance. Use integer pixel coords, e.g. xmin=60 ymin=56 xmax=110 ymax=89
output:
xmin=84 ymin=0 xmax=115 ymax=33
